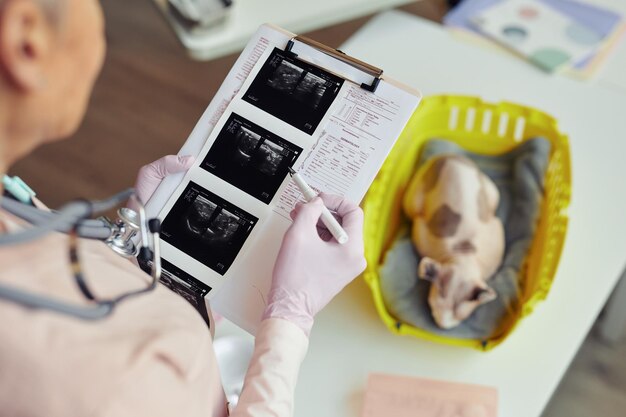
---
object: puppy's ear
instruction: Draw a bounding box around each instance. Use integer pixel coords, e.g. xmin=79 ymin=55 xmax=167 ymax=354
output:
xmin=418 ymin=257 xmax=441 ymax=282
xmin=471 ymin=286 xmax=497 ymax=304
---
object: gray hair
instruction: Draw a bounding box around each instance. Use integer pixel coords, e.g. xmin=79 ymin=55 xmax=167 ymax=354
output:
xmin=0 ymin=0 xmax=64 ymax=23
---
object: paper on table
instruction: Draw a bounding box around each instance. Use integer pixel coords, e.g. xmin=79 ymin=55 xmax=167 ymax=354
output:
xmin=444 ymin=0 xmax=623 ymax=74
xmin=362 ymin=374 xmax=498 ymax=417
xmin=470 ymin=0 xmax=604 ymax=73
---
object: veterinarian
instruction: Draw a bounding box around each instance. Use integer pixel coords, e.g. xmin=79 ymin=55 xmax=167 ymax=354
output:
xmin=0 ymin=1 xmax=366 ymax=416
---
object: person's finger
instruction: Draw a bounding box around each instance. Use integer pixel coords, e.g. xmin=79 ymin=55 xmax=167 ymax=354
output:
xmin=318 ymin=193 xmax=357 ymax=216
xmin=289 ymin=201 xmax=307 ymax=221
xmin=318 ymin=193 xmax=344 ymax=210
xmin=135 ymin=155 xmax=194 ymax=204
xmin=314 ymin=211 xmax=341 ymax=231
xmin=158 ymin=155 xmax=194 ymax=177
xmin=291 ymin=197 xmax=325 ymax=230
xmin=338 ymin=206 xmax=364 ymax=240
xmin=318 ymin=193 xmax=363 ymax=238
xmin=318 ymin=228 xmax=333 ymax=242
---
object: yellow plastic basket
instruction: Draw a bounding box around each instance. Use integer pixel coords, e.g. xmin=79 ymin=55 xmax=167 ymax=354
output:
xmin=362 ymin=95 xmax=571 ymax=351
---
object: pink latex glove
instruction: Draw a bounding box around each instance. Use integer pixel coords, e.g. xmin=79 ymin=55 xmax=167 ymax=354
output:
xmin=134 ymin=155 xmax=194 ymax=204
xmin=263 ymin=193 xmax=367 ymax=336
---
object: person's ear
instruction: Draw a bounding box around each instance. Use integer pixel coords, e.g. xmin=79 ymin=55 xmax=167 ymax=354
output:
xmin=0 ymin=0 xmax=54 ymax=91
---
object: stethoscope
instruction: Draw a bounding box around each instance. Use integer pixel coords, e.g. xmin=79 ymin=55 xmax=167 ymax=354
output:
xmin=0 ymin=186 xmax=162 ymax=320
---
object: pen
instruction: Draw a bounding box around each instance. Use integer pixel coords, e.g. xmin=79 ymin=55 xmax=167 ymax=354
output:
xmin=288 ymin=167 xmax=349 ymax=245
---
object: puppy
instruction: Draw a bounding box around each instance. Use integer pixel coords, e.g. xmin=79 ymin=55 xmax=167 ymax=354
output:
xmin=403 ymin=155 xmax=505 ymax=329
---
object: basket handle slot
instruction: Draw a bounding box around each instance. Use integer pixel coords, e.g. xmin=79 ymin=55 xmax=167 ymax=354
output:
xmin=514 ymin=117 xmax=526 ymax=142
xmin=497 ymin=113 xmax=510 ymax=137
xmin=481 ymin=109 xmax=493 ymax=134
xmin=448 ymin=106 xmax=460 ymax=130
xmin=465 ymin=107 xmax=477 ymax=131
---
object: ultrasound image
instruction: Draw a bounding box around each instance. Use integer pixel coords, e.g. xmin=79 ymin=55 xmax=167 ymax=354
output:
xmin=242 ymin=48 xmax=343 ymax=134
xmin=185 ymin=196 xmax=241 ymax=245
xmin=201 ymin=113 xmax=302 ymax=204
xmin=292 ymin=72 xmax=327 ymax=109
xmin=256 ymin=141 xmax=285 ymax=176
xmin=267 ymin=61 xmax=303 ymax=93
xmin=234 ymin=127 xmax=261 ymax=164
xmin=161 ymin=182 xmax=258 ymax=275
xmin=137 ymin=258 xmax=212 ymax=326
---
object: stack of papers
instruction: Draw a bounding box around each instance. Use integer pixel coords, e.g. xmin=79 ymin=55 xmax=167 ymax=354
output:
xmin=444 ymin=0 xmax=625 ymax=77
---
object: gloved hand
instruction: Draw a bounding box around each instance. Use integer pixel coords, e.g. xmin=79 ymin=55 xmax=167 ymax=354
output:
xmin=263 ymin=193 xmax=367 ymax=336
xmin=134 ymin=155 xmax=194 ymax=204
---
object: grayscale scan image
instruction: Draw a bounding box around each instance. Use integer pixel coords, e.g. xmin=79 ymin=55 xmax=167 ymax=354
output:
xmin=242 ymin=48 xmax=344 ymax=134
xmin=201 ymin=113 xmax=302 ymax=204
xmin=161 ymin=182 xmax=258 ymax=275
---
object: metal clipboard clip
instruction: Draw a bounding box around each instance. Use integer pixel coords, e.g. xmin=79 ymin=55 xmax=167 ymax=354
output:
xmin=284 ymin=35 xmax=383 ymax=93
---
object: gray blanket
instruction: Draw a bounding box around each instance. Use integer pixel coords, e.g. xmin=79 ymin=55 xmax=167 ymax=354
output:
xmin=379 ymin=138 xmax=551 ymax=340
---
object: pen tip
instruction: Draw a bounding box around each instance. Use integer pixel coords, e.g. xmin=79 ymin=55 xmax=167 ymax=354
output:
xmin=288 ymin=167 xmax=295 ymax=175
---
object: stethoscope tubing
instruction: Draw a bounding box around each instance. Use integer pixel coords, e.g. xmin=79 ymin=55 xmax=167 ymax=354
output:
xmin=0 ymin=189 xmax=134 ymax=244
xmin=0 ymin=188 xmax=159 ymax=320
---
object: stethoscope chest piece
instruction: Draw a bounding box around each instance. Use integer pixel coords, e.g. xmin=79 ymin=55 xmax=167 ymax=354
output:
xmin=104 ymin=208 xmax=141 ymax=258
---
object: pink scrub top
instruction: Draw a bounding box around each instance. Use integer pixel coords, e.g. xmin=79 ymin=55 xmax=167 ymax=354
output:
xmin=0 ymin=210 xmax=309 ymax=417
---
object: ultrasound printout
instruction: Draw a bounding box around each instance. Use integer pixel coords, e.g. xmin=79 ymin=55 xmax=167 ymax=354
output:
xmin=242 ymin=48 xmax=344 ymax=135
xmin=201 ymin=113 xmax=302 ymax=204
xmin=139 ymin=258 xmax=213 ymax=326
xmin=161 ymin=182 xmax=258 ymax=275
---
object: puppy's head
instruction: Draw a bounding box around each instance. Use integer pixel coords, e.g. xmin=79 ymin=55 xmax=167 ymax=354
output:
xmin=418 ymin=257 xmax=496 ymax=329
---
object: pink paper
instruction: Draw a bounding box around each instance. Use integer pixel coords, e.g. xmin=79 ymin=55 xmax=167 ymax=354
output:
xmin=362 ymin=373 xmax=498 ymax=417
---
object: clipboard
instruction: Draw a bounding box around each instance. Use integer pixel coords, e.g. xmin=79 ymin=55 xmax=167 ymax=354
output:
xmin=146 ymin=24 xmax=421 ymax=334
xmin=284 ymin=35 xmax=383 ymax=92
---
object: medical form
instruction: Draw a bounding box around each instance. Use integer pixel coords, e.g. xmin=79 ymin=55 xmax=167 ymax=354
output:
xmin=146 ymin=24 xmax=421 ymax=333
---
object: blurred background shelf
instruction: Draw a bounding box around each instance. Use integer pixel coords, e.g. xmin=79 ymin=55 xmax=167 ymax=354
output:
xmin=152 ymin=0 xmax=418 ymax=60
